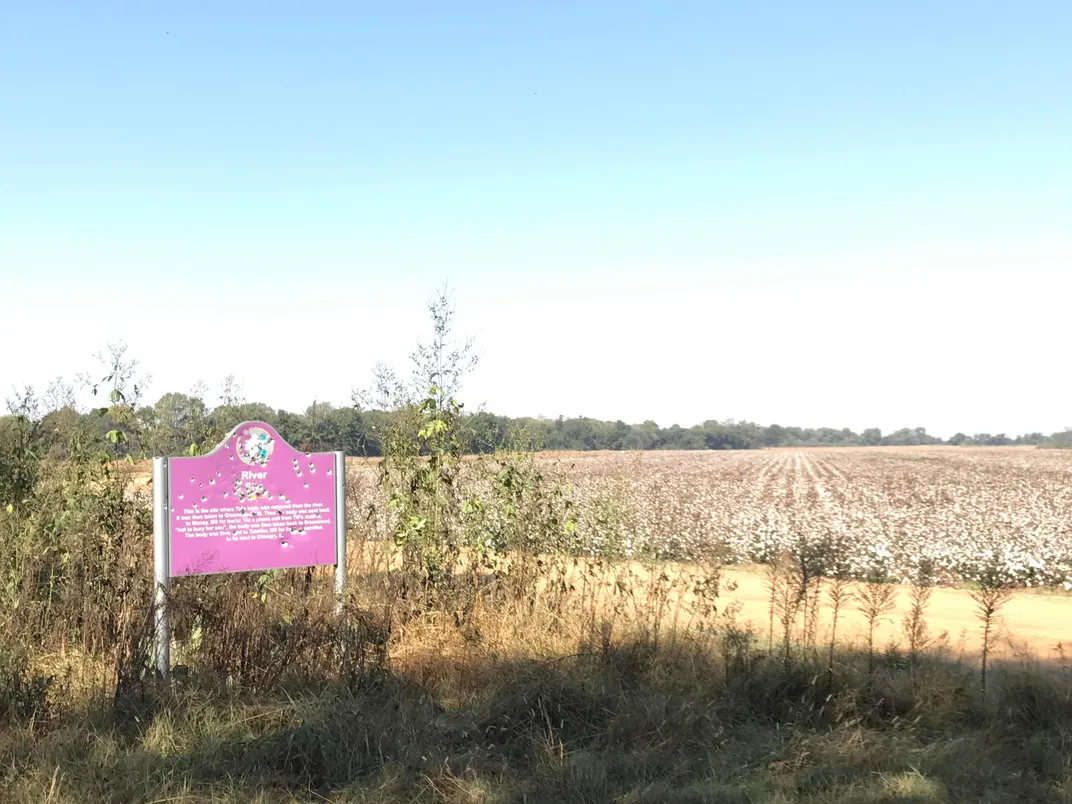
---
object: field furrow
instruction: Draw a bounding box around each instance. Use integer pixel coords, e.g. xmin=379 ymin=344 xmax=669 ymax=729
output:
xmin=478 ymin=446 xmax=1072 ymax=588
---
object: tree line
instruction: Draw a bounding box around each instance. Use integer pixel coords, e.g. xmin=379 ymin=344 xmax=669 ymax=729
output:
xmin=4 ymin=387 xmax=1067 ymax=461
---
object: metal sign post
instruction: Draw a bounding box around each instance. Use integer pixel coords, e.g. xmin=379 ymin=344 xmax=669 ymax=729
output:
xmin=153 ymin=456 xmax=170 ymax=679
xmin=152 ymin=423 xmax=347 ymax=680
xmin=333 ymin=450 xmax=347 ymax=615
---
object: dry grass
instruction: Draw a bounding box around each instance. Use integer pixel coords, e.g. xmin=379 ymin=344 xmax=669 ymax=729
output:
xmin=3 ymin=581 xmax=1071 ymax=803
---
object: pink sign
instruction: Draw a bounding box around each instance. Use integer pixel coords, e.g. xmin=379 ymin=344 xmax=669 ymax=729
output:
xmin=167 ymin=422 xmax=338 ymax=576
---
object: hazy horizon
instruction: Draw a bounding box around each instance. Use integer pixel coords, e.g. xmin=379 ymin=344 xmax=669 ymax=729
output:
xmin=3 ymin=3 xmax=1070 ymax=439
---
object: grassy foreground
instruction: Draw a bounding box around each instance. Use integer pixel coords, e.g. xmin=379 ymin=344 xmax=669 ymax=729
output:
xmin=3 ymin=591 xmax=1072 ymax=804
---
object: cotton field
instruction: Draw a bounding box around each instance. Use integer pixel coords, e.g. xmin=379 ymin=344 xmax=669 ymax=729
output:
xmin=547 ymin=447 xmax=1072 ymax=588
xmin=344 ymin=446 xmax=1072 ymax=589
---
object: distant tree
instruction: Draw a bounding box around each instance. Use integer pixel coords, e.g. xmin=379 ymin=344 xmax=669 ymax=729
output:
xmin=883 ymin=427 xmax=941 ymax=447
xmin=702 ymin=421 xmax=755 ymax=450
xmin=1047 ymin=429 xmax=1072 ymax=448
xmin=465 ymin=411 xmax=512 ymax=453
xmin=140 ymin=392 xmax=211 ymax=456
xmin=211 ymin=401 xmax=276 ymax=436
xmin=624 ymin=420 xmax=661 ymax=450
xmin=861 ymin=427 xmax=883 ymax=446
xmin=968 ymin=433 xmax=1013 ymax=446
xmin=760 ymin=424 xmax=785 ymax=447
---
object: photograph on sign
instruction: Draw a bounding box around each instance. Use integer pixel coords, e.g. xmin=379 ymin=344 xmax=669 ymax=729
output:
xmin=167 ymin=421 xmax=339 ymax=576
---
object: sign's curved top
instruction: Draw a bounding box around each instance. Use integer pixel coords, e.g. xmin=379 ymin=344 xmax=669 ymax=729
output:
xmin=189 ymin=420 xmax=284 ymax=461
xmin=166 ymin=421 xmax=339 ymax=576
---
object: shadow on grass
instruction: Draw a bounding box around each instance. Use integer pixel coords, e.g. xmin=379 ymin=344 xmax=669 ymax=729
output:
xmin=4 ymin=640 xmax=1072 ymax=803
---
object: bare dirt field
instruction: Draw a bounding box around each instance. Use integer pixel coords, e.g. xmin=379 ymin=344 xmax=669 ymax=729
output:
xmin=718 ymin=564 xmax=1070 ymax=664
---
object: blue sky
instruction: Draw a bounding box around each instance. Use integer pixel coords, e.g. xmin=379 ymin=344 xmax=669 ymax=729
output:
xmin=2 ymin=2 xmax=1070 ymax=437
